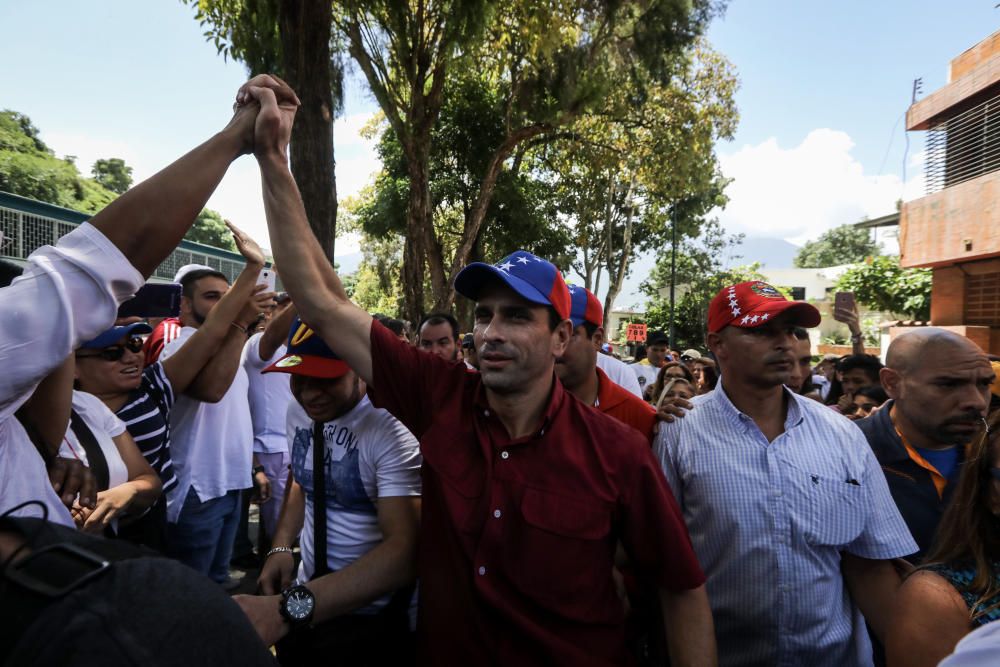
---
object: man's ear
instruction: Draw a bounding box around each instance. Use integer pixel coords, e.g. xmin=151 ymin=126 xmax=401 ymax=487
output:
xmin=706 ymin=330 xmax=723 ymax=361
xmin=551 ymin=319 xmax=573 ymax=357
xmin=880 ymin=367 xmax=901 ymax=399
xmin=592 ymin=327 xmax=604 ymax=351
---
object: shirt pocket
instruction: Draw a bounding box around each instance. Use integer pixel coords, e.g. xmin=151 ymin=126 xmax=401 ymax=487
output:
xmin=505 ymin=488 xmax=617 ymax=623
xmin=797 ymin=473 xmax=867 ymax=547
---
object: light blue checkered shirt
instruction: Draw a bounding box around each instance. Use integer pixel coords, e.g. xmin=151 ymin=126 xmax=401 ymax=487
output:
xmin=654 ymin=382 xmax=917 ymax=667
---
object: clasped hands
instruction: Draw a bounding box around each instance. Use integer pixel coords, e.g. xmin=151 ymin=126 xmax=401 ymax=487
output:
xmin=226 ymin=74 xmax=301 ymax=161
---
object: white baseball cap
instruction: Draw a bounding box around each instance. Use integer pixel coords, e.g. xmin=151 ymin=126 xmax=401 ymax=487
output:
xmin=173 ymin=263 xmax=215 ymax=284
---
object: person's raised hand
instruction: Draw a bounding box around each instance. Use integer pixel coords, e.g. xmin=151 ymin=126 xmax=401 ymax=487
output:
xmin=235 ymin=284 xmax=277 ymax=331
xmin=226 ymin=219 xmax=266 ymax=267
xmin=235 ymin=74 xmax=299 ymax=163
xmin=833 ymin=301 xmax=861 ymax=334
xmin=222 ymin=95 xmax=261 ymax=156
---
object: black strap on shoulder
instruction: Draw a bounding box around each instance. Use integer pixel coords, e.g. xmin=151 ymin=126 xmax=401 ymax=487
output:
xmin=312 ymin=421 xmax=330 ymax=579
xmin=69 ymin=410 xmax=109 ymax=492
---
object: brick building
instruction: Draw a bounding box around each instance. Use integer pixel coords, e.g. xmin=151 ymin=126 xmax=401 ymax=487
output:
xmin=902 ymin=30 xmax=1000 ymax=353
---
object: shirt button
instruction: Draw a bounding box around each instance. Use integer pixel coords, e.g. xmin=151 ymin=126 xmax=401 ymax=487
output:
xmin=500 ymin=451 xmax=509 ymax=460
xmin=773 ymin=490 xmax=783 ymax=498
xmin=484 ymin=409 xmax=490 ymax=417
xmin=478 ymin=566 xmax=487 ymax=576
xmin=493 ymin=509 xmax=502 ymax=519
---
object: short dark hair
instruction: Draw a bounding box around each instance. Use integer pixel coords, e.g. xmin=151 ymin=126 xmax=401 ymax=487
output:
xmin=855 ymin=385 xmax=888 ymax=404
xmin=578 ymin=321 xmax=599 ymax=339
xmin=418 ymin=312 xmax=459 ymax=340
xmin=383 ymin=318 xmax=408 ymax=337
xmin=647 ymin=331 xmax=669 ymax=346
xmin=547 ymin=307 xmax=563 ymax=331
xmin=180 ymin=268 xmax=228 ymax=298
xmin=838 ymin=354 xmax=883 ymax=383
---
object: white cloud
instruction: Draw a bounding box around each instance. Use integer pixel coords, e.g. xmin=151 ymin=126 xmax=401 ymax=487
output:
xmin=715 ymin=129 xmax=924 ymax=246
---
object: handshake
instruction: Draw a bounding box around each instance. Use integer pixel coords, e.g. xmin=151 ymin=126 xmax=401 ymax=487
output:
xmin=225 ymin=74 xmax=302 ymax=161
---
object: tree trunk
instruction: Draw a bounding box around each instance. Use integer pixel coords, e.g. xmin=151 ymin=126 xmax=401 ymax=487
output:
xmin=435 ymin=123 xmax=553 ymax=310
xmin=278 ymin=0 xmax=337 ymax=261
xmin=400 ymin=138 xmax=448 ymax=323
xmin=602 ymin=176 xmax=636 ymax=331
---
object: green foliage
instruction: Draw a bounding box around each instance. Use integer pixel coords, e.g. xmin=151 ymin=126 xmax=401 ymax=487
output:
xmin=793 ymin=223 xmax=881 ymax=268
xmin=91 ymin=158 xmax=133 ymax=194
xmin=185 ymin=208 xmax=237 ymax=251
xmin=640 ymin=220 xmax=762 ymax=349
xmin=835 ymin=255 xmax=932 ymax=320
xmin=0 ymin=110 xmax=122 ymax=214
xmin=355 ymin=75 xmax=576 ymax=269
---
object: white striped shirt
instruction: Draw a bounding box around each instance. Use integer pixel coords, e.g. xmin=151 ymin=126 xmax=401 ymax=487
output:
xmin=655 ymin=381 xmax=917 ymax=667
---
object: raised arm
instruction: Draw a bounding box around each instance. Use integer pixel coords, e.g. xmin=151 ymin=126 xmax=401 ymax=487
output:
xmin=87 ymin=104 xmax=258 ymax=278
xmin=160 ymin=221 xmax=268 ymax=396
xmin=247 ymin=75 xmax=375 ymax=384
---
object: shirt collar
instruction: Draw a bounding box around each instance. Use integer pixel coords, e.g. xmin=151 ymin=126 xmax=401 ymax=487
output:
xmin=595 ymin=367 xmax=627 ymax=410
xmin=711 ymin=378 xmax=805 ymax=432
xmin=473 ymin=370 xmax=564 ymax=439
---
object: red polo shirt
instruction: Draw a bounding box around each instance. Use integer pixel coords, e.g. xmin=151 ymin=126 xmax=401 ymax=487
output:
xmin=367 ymin=322 xmax=703 ymax=666
xmin=595 ymin=368 xmax=657 ymax=444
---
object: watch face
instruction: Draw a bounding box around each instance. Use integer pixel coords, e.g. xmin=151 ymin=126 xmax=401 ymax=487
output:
xmin=285 ymin=588 xmax=314 ymax=620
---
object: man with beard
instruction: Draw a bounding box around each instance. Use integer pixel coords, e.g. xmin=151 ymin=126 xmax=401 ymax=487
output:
xmin=857 ymin=329 xmax=994 ymax=561
xmin=244 ymin=73 xmax=713 ymax=667
xmin=160 ymin=255 xmax=275 ymax=586
xmin=416 ymin=312 xmax=461 ymax=362
xmin=655 ymin=281 xmax=916 ymax=667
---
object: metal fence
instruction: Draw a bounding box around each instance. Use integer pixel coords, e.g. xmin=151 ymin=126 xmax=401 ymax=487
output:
xmin=0 ymin=192 xmax=249 ymax=284
xmin=925 ymin=88 xmax=1000 ymax=194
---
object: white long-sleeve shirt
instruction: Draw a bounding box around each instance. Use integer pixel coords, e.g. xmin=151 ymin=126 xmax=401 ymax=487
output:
xmin=0 ymin=223 xmax=143 ymax=525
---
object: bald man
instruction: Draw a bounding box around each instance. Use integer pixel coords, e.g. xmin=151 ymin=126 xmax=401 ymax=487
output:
xmin=856 ymin=328 xmax=995 ymax=560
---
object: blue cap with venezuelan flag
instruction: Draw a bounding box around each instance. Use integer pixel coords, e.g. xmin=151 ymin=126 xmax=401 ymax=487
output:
xmin=262 ymin=317 xmax=350 ymax=378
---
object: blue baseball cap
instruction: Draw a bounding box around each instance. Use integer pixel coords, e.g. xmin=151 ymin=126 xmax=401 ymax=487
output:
xmin=567 ymin=285 xmax=604 ymax=328
xmin=262 ymin=317 xmax=350 ymax=378
xmin=81 ymin=322 xmax=153 ymax=349
xmin=454 ymin=250 xmax=571 ymax=320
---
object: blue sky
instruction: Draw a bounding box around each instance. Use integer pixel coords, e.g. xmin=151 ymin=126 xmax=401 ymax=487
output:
xmin=1 ymin=1 xmax=998 ymax=305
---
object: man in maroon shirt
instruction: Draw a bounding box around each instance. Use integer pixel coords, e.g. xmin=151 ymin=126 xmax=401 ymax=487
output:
xmin=242 ymin=74 xmax=714 ymax=666
xmin=558 ymin=285 xmax=657 ymax=443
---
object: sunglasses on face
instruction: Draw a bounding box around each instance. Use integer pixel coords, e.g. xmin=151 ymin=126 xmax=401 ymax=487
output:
xmin=77 ymin=336 xmax=144 ymax=362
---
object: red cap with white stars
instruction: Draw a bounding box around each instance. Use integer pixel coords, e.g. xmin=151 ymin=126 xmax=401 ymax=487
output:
xmin=707 ymin=281 xmax=821 ymax=333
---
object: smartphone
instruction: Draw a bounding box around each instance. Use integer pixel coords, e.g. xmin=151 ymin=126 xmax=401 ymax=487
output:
xmin=117 ymin=283 xmax=182 ymax=319
xmin=259 ymin=268 xmax=277 ymax=292
xmin=834 ymin=291 xmax=856 ymax=313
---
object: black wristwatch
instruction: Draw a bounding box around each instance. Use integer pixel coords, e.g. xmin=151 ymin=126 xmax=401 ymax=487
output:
xmin=279 ymin=585 xmax=315 ymax=627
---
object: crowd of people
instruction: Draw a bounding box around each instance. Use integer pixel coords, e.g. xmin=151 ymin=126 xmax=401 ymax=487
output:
xmin=4 ymin=74 xmax=1000 ymax=667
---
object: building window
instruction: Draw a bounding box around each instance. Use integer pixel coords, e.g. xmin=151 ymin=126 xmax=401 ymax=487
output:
xmin=926 ymin=85 xmax=1000 ymax=194
xmin=965 ymin=272 xmax=1000 ymax=326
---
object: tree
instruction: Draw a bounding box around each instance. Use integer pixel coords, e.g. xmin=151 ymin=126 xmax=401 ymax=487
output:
xmin=91 ymin=158 xmax=133 ymax=194
xmin=185 ymin=208 xmax=238 ymax=251
xmin=336 ymin=0 xmax=722 ymax=321
xmin=550 ymin=41 xmax=738 ymax=328
xmin=640 ymin=220 xmax=758 ymax=349
xmin=353 ymin=74 xmax=576 ymax=322
xmin=793 ymin=223 xmax=881 ymax=268
xmin=0 ymin=109 xmax=118 ymax=214
xmin=184 ymin=0 xmax=342 ymax=260
xmin=835 ymin=255 xmax=931 ymax=320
